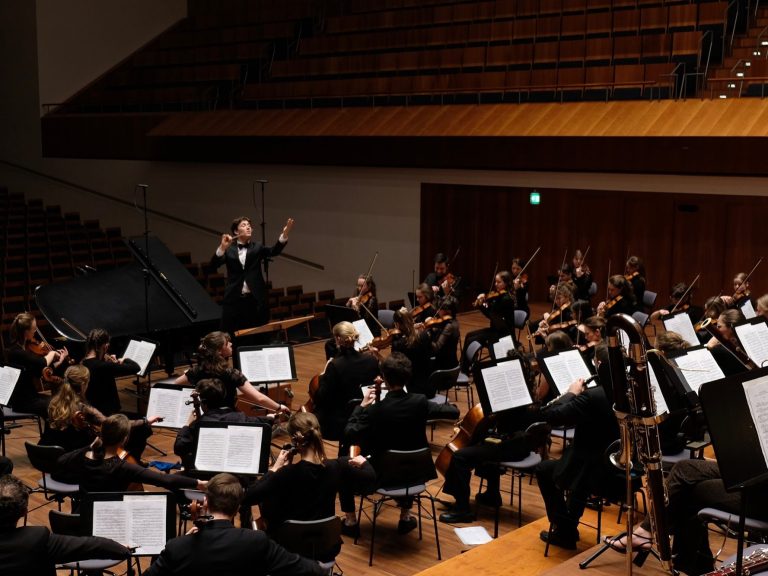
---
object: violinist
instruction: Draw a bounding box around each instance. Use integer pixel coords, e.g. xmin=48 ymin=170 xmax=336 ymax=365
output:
xmin=532 ymin=284 xmax=577 ymax=344
xmin=729 ymin=271 xmax=753 ymax=309
xmin=596 ymin=275 xmax=637 ymax=318
xmin=756 ymin=294 xmax=768 ymax=321
xmin=346 ymin=274 xmax=379 ymax=335
xmin=571 ymin=249 xmax=593 ymax=301
xmin=4 ymin=312 xmax=69 ymax=418
xmin=649 ymin=282 xmax=702 ymax=324
xmin=81 ymin=328 xmax=140 ymax=416
xmin=421 ymin=295 xmax=461 ymax=372
xmin=624 ymin=255 xmax=647 ymax=306
xmin=575 ymin=316 xmax=607 ymax=366
xmin=42 ymin=365 xmax=160 ymax=477
xmin=511 ymin=257 xmax=530 ymax=314
xmin=174 ymin=378 xmax=270 ymax=471
xmin=244 ymin=412 xmax=376 ymax=543
xmin=705 ymin=309 xmax=751 ymax=376
xmin=56 ymin=413 xmax=204 ymax=497
xmin=547 ymin=264 xmax=573 ymax=302
xmin=313 ymin=322 xmax=379 ymax=448
xmin=424 ymin=252 xmax=462 ymax=301
xmin=344 ymin=353 xmax=430 ymax=534
xmin=411 ymin=283 xmax=436 ymax=324
xmin=462 ymin=271 xmax=518 ymax=372
xmin=391 ymin=309 xmax=434 ymax=397
xmin=175 ymin=331 xmax=289 ymax=416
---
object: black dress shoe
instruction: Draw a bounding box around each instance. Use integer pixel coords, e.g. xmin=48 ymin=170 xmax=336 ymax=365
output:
xmin=341 ymin=522 xmax=360 ymax=538
xmin=397 ymin=518 xmax=418 ymax=534
xmin=475 ymin=491 xmax=502 ymax=508
xmin=439 ymin=510 xmax=476 ymax=524
xmin=539 ymin=529 xmax=577 ymax=549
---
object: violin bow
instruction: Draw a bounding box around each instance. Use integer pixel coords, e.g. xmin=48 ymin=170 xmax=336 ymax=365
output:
xmin=551 ymin=248 xmax=569 ymax=313
xmin=734 ymin=257 xmax=763 ymax=297
xmin=354 ymin=251 xmax=389 ymax=335
xmin=447 ymin=246 xmax=461 ymax=268
xmin=514 ymin=246 xmax=541 ymax=283
xmin=669 ymin=273 xmax=700 ymax=315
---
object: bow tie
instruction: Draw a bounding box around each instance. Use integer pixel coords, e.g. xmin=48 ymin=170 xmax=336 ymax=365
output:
xmin=237 ymin=243 xmax=249 ymax=249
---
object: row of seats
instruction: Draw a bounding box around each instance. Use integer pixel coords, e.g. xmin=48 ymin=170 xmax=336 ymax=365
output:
xmin=325 ymin=0 xmax=707 ymax=34
xmin=247 ymin=62 xmax=679 ymax=102
xmin=132 ymin=41 xmax=268 ymax=69
xmin=302 ymin=3 xmax=725 ymax=56
xmin=275 ymin=31 xmax=702 ymax=79
xmin=108 ymin=62 xmax=242 ymax=89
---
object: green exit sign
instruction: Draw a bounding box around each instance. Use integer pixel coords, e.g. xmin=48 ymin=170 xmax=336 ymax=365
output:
xmin=530 ymin=190 xmax=540 ymax=205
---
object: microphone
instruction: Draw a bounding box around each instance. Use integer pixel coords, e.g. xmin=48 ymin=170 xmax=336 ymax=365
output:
xmin=137 ymin=183 xmax=149 ymax=188
xmin=255 ymin=179 xmax=268 ymax=184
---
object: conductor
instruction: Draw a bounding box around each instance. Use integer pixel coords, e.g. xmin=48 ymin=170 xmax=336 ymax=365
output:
xmin=211 ymin=216 xmax=294 ymax=338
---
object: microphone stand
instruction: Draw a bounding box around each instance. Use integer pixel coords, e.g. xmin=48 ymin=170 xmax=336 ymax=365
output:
xmin=254 ymin=179 xmax=270 ymax=284
xmin=138 ymin=184 xmax=151 ymax=334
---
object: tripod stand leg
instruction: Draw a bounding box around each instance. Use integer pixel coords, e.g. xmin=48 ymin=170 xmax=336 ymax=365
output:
xmin=144 ymin=441 xmax=167 ymax=457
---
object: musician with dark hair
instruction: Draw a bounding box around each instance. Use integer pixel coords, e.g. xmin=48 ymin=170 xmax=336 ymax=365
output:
xmin=210 ymin=216 xmax=294 ymax=338
xmin=144 ymin=473 xmax=326 ymax=576
xmin=424 ymin=252 xmax=462 ymax=301
xmin=81 ymin=328 xmax=140 ymax=416
xmin=0 ymin=474 xmax=130 ymax=575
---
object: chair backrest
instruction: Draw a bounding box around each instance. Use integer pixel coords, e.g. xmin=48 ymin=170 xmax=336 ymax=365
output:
xmin=588 ymin=282 xmax=598 ymax=296
xmin=378 ymin=309 xmax=395 ymax=329
xmin=427 ymin=365 xmax=460 ymax=392
xmin=376 ymin=447 xmax=437 ymax=490
xmin=513 ymin=309 xmax=529 ymax=329
xmin=631 ymin=310 xmax=649 ymax=327
xmin=49 ymin=510 xmax=84 ymax=536
xmin=25 ymin=441 xmax=65 ymax=474
xmin=464 ymin=340 xmax=483 ymax=366
xmin=274 ymin=516 xmax=341 ymax=561
xmin=642 ymin=290 xmax=657 ymax=309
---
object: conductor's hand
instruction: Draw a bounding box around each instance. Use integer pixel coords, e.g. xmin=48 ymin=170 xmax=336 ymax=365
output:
xmin=282 ymin=218 xmax=295 ymax=240
xmin=220 ymin=233 xmax=234 ymax=252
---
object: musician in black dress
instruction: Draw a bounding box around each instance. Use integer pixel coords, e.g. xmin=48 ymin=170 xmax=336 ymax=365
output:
xmin=346 ymin=274 xmax=379 ymax=335
xmin=4 ymin=312 xmax=69 ymax=418
xmin=511 ymin=258 xmax=530 ymax=314
xmin=244 ymin=412 xmax=376 ymax=544
xmin=412 ymin=283 xmax=436 ymax=324
xmin=596 ymin=275 xmax=637 ymax=318
xmin=571 ymin=249 xmax=593 ymax=302
xmin=81 ymin=328 xmax=140 ymax=416
xmin=391 ymin=309 xmax=434 ymax=397
xmin=314 ymin=322 xmax=379 ymax=446
xmin=625 ymin=255 xmax=647 ymax=306
xmin=461 ymin=271 xmax=517 ymax=372
xmin=704 ymin=308 xmax=751 ymax=376
xmin=210 ymin=216 xmax=294 ymax=338
xmin=422 ymin=295 xmax=461 ymax=372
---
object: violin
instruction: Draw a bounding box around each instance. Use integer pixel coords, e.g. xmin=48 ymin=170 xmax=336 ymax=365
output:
xmin=422 ymin=316 xmax=452 ymax=329
xmin=302 ymin=374 xmax=320 ymax=413
xmin=598 ymin=295 xmax=623 ymax=316
xmin=25 ymin=336 xmax=66 ymax=390
xmin=472 ymin=290 xmax=508 ymax=308
xmin=411 ymin=302 xmax=435 ymax=318
xmin=624 ymin=271 xmax=639 ymax=281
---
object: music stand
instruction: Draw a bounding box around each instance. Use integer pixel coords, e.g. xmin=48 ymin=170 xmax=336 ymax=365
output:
xmin=473 ymin=358 xmax=534 ymax=418
xmin=194 ymin=421 xmax=272 ymax=476
xmin=237 ymin=344 xmax=297 ymax=402
xmin=82 ymin=491 xmax=176 ymax=557
xmin=324 ymin=304 xmax=359 ymax=328
xmin=536 ymin=348 xmax=594 ymax=396
xmin=234 ymin=315 xmax=314 ymax=342
xmin=700 ymin=367 xmax=768 ymax=576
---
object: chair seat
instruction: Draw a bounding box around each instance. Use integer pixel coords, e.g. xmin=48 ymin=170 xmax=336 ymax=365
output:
xmin=456 ymin=373 xmax=469 ymax=384
xmin=499 ymin=452 xmax=542 ymax=470
xmin=698 ymin=507 xmax=768 ymax=533
xmin=40 ymin=474 xmax=79 ymax=494
xmin=61 ymin=559 xmax=124 ymax=570
xmin=661 ymin=449 xmax=691 ymax=466
xmin=3 ymin=408 xmax=38 ymax=419
xmin=428 ymin=394 xmax=449 ymax=406
xmin=551 ymin=427 xmax=575 ymax=440
xmin=377 ymin=484 xmax=427 ymax=498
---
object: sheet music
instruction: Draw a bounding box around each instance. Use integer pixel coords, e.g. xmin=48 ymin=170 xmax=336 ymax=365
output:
xmin=742 ymin=375 xmax=768 ymax=469
xmin=741 ymin=299 xmax=757 ymax=320
xmin=454 ymin=526 xmax=493 ymax=546
xmin=146 ymin=386 xmax=195 ymax=429
xmin=541 ymin=349 xmax=593 ymax=395
xmin=92 ymin=495 xmax=167 ymax=555
xmin=671 ymin=348 xmax=725 ymax=393
xmin=0 ymin=365 xmax=21 ymax=406
xmin=492 ymin=335 xmax=515 ymax=360
xmin=663 ymin=312 xmax=699 ymax=347
xmin=480 ymin=360 xmax=532 ymax=412
xmin=361 ymin=384 xmax=390 ymax=402
xmin=353 ymin=319 xmax=375 ymax=351
xmin=123 ymin=340 xmax=156 ymax=376
xmin=735 ymin=322 xmax=768 ymax=369
xmin=647 ymin=363 xmax=669 ymax=415
xmin=195 ymin=425 xmax=264 ymax=474
xmin=239 ymin=347 xmax=293 ymax=382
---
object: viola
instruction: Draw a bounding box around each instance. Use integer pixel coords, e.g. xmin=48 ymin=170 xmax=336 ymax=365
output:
xmin=410 ymin=302 xmax=435 ymax=318
xmin=118 ymin=448 xmax=145 ymax=492
xmin=369 ymin=328 xmax=402 ymax=350
xmin=435 ymin=405 xmax=492 ymax=477
xmin=422 ymin=316 xmax=452 ymax=329
xmin=302 ymin=374 xmax=320 ymax=413
xmin=25 ymin=338 xmax=65 ymax=390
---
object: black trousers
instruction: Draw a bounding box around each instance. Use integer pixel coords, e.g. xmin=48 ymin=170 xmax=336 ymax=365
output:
xmin=536 ymin=458 xmax=589 ymax=537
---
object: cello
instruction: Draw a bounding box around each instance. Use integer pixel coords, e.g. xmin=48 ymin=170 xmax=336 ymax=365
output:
xmin=435 ymin=405 xmax=494 ymax=477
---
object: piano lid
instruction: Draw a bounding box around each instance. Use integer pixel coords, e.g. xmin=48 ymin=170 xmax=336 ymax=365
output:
xmin=35 ymin=236 xmax=221 ymax=341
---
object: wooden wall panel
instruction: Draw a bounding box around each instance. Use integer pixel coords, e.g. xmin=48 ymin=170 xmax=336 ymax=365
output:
xmin=422 ymin=184 xmax=768 ymax=312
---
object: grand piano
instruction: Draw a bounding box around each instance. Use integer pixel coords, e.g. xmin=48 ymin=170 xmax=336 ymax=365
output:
xmin=35 ymin=236 xmax=221 ymax=375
